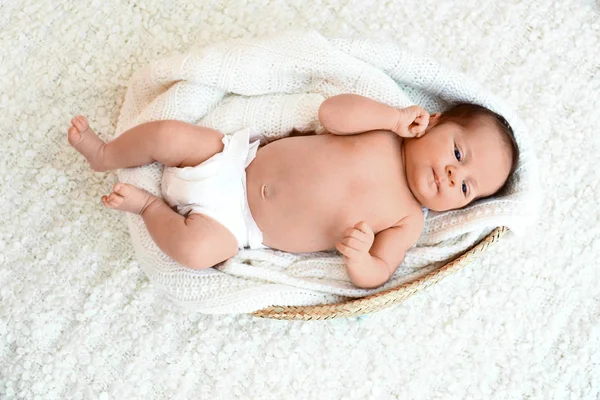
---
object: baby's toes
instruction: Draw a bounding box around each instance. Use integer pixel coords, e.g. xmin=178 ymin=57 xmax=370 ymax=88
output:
xmin=109 ymin=192 xmax=123 ymax=205
xmin=71 ymin=115 xmax=90 ymax=132
xmin=113 ymin=182 xmax=135 ymax=197
xmin=103 ymin=193 xmax=124 ymax=208
xmin=67 ymin=126 xmax=81 ymax=144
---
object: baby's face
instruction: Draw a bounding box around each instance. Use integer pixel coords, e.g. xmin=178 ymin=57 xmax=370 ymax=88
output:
xmin=403 ymin=114 xmax=512 ymax=212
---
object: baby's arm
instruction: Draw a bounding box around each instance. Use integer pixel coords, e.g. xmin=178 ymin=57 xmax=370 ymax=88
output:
xmin=318 ymin=94 xmax=430 ymax=137
xmin=336 ymin=214 xmax=424 ymax=289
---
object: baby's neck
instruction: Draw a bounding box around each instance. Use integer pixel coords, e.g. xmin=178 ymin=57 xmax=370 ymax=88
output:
xmin=400 ymin=139 xmax=424 ymax=207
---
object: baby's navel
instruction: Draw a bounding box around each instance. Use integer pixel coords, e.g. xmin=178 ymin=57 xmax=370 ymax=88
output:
xmin=260 ymin=184 xmax=275 ymax=199
xmin=261 ymin=184 xmax=268 ymax=199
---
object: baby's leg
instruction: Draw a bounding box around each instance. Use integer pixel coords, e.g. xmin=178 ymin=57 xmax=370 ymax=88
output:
xmin=68 ymin=116 xmax=225 ymax=172
xmin=103 ymin=183 xmax=238 ymax=269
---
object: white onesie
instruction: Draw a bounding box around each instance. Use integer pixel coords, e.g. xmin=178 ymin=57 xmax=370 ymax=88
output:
xmin=161 ymin=128 xmax=266 ymax=249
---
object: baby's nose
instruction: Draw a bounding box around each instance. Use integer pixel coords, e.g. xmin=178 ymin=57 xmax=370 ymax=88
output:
xmin=446 ymin=166 xmax=457 ymax=186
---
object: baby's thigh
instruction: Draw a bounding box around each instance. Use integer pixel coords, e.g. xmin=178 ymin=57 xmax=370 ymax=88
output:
xmin=182 ymin=213 xmax=239 ymax=269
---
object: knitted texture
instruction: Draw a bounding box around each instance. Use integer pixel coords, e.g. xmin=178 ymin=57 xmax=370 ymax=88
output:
xmin=115 ymin=30 xmax=540 ymax=313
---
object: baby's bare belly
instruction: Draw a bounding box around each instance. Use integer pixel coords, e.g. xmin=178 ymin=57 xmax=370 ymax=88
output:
xmin=246 ymin=131 xmax=412 ymax=253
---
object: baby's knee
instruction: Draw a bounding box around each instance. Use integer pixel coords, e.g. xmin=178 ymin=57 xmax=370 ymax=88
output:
xmin=176 ymin=214 xmax=239 ymax=269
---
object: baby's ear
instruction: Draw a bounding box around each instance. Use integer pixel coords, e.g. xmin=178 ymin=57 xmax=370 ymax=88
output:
xmin=427 ymin=112 xmax=442 ymax=128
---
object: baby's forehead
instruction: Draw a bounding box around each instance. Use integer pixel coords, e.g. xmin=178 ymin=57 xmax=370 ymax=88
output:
xmin=468 ymin=120 xmax=513 ymax=164
xmin=460 ymin=116 xmax=506 ymax=144
xmin=461 ymin=122 xmax=513 ymax=193
xmin=453 ymin=112 xmax=495 ymax=130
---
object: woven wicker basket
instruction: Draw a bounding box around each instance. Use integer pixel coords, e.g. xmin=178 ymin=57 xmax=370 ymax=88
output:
xmin=251 ymin=226 xmax=507 ymax=320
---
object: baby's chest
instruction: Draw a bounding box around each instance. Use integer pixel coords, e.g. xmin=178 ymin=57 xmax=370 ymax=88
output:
xmin=330 ymin=170 xmax=416 ymax=233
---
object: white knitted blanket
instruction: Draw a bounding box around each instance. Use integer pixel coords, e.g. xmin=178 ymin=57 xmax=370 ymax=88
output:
xmin=116 ymin=30 xmax=539 ymax=313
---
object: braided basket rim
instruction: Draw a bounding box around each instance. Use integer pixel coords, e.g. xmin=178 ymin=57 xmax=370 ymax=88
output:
xmin=251 ymin=226 xmax=508 ymax=320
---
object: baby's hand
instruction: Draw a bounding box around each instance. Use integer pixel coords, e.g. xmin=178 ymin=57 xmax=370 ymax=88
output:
xmin=336 ymin=221 xmax=375 ymax=266
xmin=392 ymin=105 xmax=430 ymax=138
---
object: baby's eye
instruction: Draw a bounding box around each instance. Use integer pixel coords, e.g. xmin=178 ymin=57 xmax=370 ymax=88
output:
xmin=454 ymin=146 xmax=461 ymax=161
xmin=462 ymin=182 xmax=467 ymax=195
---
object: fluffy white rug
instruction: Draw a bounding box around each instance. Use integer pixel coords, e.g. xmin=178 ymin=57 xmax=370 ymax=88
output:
xmin=1 ymin=0 xmax=598 ymax=398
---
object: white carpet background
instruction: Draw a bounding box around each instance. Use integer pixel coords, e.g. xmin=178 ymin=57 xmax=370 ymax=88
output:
xmin=1 ymin=0 xmax=599 ymax=398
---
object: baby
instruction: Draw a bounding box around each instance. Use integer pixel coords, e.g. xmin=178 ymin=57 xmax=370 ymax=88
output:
xmin=68 ymin=94 xmax=518 ymax=289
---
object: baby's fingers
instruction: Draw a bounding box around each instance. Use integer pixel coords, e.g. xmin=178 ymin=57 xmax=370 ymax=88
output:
xmin=350 ymin=222 xmax=375 ymax=245
xmin=409 ymin=113 xmax=430 ymax=138
xmin=353 ymin=221 xmax=374 ymax=236
xmin=336 ymin=241 xmax=360 ymax=258
xmin=341 ymin=236 xmax=366 ymax=251
xmin=342 ymin=228 xmax=369 ymax=244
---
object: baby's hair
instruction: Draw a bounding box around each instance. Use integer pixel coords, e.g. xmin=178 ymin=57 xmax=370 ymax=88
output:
xmin=439 ymin=103 xmax=520 ymax=197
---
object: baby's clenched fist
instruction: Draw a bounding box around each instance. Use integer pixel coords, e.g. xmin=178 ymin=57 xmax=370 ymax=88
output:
xmin=392 ymin=105 xmax=431 ymax=138
xmin=336 ymin=221 xmax=375 ymax=263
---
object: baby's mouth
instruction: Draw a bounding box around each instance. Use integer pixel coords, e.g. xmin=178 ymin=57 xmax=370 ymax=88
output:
xmin=432 ymin=168 xmax=440 ymax=191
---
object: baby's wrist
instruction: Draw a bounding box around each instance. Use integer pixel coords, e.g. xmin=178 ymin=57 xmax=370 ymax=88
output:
xmin=344 ymin=252 xmax=375 ymax=273
xmin=345 ymin=254 xmax=390 ymax=289
xmin=391 ymin=108 xmax=405 ymax=134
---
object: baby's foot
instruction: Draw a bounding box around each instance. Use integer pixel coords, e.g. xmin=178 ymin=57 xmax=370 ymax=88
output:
xmin=102 ymin=183 xmax=159 ymax=215
xmin=67 ymin=115 xmax=107 ymax=172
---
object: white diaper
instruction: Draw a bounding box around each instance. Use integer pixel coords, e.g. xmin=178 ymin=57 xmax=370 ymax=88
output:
xmin=161 ymin=128 xmax=266 ymax=250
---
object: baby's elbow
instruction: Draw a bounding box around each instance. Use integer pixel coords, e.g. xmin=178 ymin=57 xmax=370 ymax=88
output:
xmin=319 ymin=98 xmax=348 ymax=134
xmin=318 ymin=98 xmax=335 ymax=126
xmin=319 ymin=95 xmax=348 ymax=118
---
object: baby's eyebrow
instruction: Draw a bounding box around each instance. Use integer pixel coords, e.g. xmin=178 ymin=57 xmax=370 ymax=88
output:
xmin=462 ymin=139 xmax=479 ymax=193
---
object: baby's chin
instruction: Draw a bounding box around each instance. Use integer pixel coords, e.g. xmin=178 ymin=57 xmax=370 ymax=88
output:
xmin=410 ymin=179 xmax=454 ymax=212
xmin=408 ymin=173 xmax=437 ymax=209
